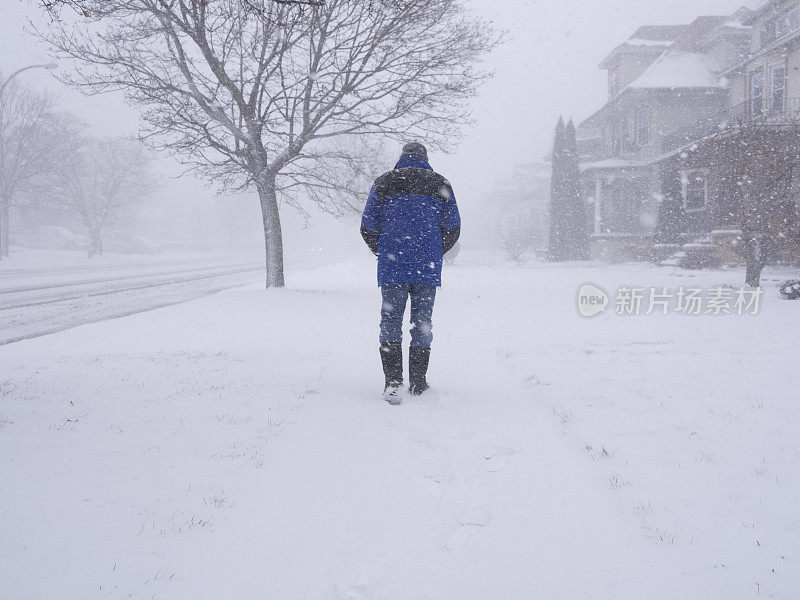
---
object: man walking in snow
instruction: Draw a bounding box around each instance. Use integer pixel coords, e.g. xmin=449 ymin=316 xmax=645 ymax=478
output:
xmin=360 ymin=142 xmax=461 ymax=405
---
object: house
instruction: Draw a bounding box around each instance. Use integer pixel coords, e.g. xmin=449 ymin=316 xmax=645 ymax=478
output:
xmin=511 ymin=162 xmax=551 ymax=250
xmin=660 ymin=0 xmax=800 ymax=267
xmin=577 ymin=14 xmax=753 ymax=260
xmin=481 ymin=162 xmax=550 ymax=257
xmin=729 ymin=0 xmax=800 ymax=116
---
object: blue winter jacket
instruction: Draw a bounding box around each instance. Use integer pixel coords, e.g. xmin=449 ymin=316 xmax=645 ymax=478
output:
xmin=361 ymin=156 xmax=461 ymax=286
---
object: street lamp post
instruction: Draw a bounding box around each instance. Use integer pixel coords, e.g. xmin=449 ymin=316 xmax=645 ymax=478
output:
xmin=0 ymin=62 xmax=58 ymax=100
xmin=0 ymin=62 xmax=58 ymax=259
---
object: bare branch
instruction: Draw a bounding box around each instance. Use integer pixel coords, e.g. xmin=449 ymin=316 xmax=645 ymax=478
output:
xmin=45 ymin=118 xmax=156 ymax=256
xmin=36 ymin=0 xmax=499 ymax=285
xmin=0 ymin=73 xmax=55 ymax=256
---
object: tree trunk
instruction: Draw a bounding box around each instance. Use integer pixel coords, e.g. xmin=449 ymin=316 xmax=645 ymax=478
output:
xmin=0 ymin=201 xmax=9 ymax=258
xmin=0 ymin=199 xmax=4 ymax=261
xmin=257 ymin=172 xmax=285 ymax=288
xmin=745 ymin=262 xmax=763 ymax=288
xmin=91 ymin=228 xmax=104 ymax=257
xmin=743 ymin=230 xmax=765 ymax=287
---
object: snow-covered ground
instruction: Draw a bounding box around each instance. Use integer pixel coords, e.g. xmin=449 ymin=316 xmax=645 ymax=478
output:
xmin=0 ymin=261 xmax=263 ymax=346
xmin=0 ymin=248 xmax=338 ymax=345
xmin=0 ymin=248 xmax=254 ymax=272
xmin=1 ymin=254 xmax=798 ymax=599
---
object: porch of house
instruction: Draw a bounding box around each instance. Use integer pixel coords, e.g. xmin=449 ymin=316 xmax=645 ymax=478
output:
xmin=582 ymin=161 xmax=660 ymax=262
xmin=581 ymin=158 xmax=749 ymax=267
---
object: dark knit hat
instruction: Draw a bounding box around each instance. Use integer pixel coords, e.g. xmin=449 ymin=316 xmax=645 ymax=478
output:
xmin=400 ymin=142 xmax=428 ymax=162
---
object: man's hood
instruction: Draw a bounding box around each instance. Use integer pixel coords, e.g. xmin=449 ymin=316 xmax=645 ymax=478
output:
xmin=395 ymin=156 xmax=433 ymax=170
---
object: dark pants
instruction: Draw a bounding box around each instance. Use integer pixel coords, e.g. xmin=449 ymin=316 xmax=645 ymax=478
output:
xmin=380 ymin=284 xmax=436 ymax=348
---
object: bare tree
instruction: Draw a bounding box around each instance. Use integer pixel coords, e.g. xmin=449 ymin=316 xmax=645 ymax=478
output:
xmin=49 ymin=118 xmax=154 ymax=256
xmin=0 ymin=74 xmax=53 ymax=258
xmin=38 ymin=0 xmax=324 ymax=17
xmin=500 ymin=219 xmax=532 ymax=262
xmin=39 ymin=0 xmax=325 ymax=17
xmin=692 ymin=121 xmax=800 ymax=287
xmin=39 ymin=0 xmax=498 ymax=286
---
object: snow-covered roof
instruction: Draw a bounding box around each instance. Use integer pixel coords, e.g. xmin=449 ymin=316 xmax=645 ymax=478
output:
xmin=628 ymin=52 xmax=724 ymax=89
xmin=626 ymin=38 xmax=673 ymax=47
xmin=722 ymin=19 xmax=751 ymax=29
xmin=630 ymin=24 xmax=689 ymax=42
xmin=744 ymin=0 xmax=771 ymax=12
xmin=580 ymin=158 xmax=651 ymax=172
xmin=599 ymin=25 xmax=686 ymax=68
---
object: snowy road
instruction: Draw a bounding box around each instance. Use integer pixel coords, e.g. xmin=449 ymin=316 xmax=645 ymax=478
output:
xmin=1 ymin=256 xmax=798 ymax=599
xmin=0 ymin=260 xmax=262 ymax=345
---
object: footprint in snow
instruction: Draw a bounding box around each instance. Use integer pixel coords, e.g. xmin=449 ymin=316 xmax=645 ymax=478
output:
xmin=482 ymin=445 xmax=516 ymax=472
xmin=443 ymin=505 xmax=492 ymax=552
xmin=329 ymin=558 xmax=386 ymax=600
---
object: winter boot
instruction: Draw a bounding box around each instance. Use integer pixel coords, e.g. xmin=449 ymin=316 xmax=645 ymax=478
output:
xmin=408 ymin=346 xmax=431 ymax=396
xmin=380 ymin=342 xmax=403 ymax=405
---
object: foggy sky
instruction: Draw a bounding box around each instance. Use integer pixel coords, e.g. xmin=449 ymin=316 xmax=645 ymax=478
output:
xmin=2 ymin=0 xmax=754 ymax=224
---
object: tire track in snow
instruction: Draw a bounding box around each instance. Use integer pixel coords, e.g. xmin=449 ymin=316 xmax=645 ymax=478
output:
xmin=0 ymin=265 xmax=261 ymax=310
xmin=0 ymin=262 xmax=260 ymax=298
xmin=0 ymin=265 xmax=262 ymax=346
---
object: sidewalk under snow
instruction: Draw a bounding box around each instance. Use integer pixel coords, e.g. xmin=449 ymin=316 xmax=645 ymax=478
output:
xmin=1 ymin=256 xmax=798 ymax=599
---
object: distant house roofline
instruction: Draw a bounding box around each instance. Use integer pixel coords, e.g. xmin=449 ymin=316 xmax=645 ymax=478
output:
xmin=630 ymin=24 xmax=690 ymax=41
xmin=598 ymin=24 xmax=688 ymax=69
xmin=741 ymin=0 xmax=791 ymax=24
xmin=578 ymin=85 xmax=727 ymax=131
xmin=583 ymin=12 xmax=748 ymax=131
xmin=628 ymin=51 xmax=725 ymax=90
xmin=580 ymin=158 xmax=652 ymax=173
xmin=721 ymin=26 xmax=800 ymax=75
xmin=699 ymin=20 xmax=752 ymax=47
xmin=670 ymin=15 xmax=735 ymax=51
xmin=599 ymin=43 xmax=666 ymax=70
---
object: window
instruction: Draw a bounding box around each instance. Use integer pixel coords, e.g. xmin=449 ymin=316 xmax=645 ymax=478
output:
xmin=681 ymin=171 xmax=707 ymax=212
xmin=621 ymin=115 xmax=631 ymax=151
xmin=770 ymin=63 xmax=787 ymax=114
xmin=635 ymin=107 xmax=650 ymax=146
xmin=750 ymin=67 xmax=764 ymax=116
xmin=762 ymin=5 xmax=800 ymax=46
xmin=737 ymin=41 xmax=750 ymax=61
